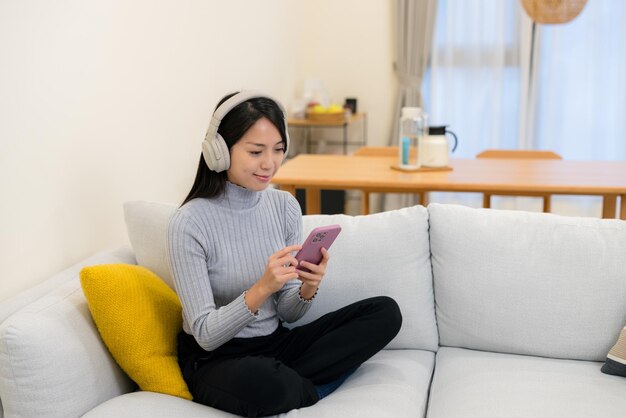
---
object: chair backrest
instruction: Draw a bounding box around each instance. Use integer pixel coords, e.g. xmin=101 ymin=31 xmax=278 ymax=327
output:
xmin=476 ymin=149 xmax=562 ymax=160
xmin=353 ymin=146 xmax=399 ymax=157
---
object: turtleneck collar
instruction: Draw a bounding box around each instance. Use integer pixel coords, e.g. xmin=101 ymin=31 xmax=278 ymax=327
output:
xmin=219 ymin=181 xmax=262 ymax=210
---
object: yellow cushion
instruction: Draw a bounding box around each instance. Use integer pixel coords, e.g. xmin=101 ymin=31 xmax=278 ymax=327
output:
xmin=80 ymin=264 xmax=192 ymax=400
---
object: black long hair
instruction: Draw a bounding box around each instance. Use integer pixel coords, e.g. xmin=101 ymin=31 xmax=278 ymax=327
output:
xmin=180 ymin=93 xmax=288 ymax=207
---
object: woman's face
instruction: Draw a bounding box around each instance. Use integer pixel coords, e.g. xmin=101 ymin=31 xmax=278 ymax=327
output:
xmin=226 ymin=117 xmax=285 ymax=191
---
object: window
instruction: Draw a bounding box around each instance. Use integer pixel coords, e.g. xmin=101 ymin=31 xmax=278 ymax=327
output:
xmin=424 ymin=0 xmax=522 ymax=157
xmin=423 ymin=0 xmax=626 ymax=215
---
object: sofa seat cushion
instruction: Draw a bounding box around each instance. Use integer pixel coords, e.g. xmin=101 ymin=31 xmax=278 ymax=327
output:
xmin=86 ymin=349 xmax=435 ymax=418
xmin=427 ymin=347 xmax=626 ymax=418
xmin=429 ymin=203 xmax=626 ymax=361
xmin=84 ymin=391 xmax=236 ymax=417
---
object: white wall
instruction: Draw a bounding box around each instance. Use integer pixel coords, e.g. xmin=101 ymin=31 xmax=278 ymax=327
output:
xmin=0 ymin=0 xmax=307 ymax=300
xmin=294 ymin=0 xmax=396 ymax=214
xmin=0 ymin=0 xmax=395 ymax=300
xmin=299 ymin=0 xmax=396 ymax=149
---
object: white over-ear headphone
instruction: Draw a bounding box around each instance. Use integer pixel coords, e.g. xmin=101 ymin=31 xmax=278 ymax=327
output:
xmin=202 ymin=90 xmax=290 ymax=172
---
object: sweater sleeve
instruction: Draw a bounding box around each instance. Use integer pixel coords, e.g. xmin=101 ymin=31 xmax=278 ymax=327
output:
xmin=275 ymin=193 xmax=313 ymax=323
xmin=166 ymin=210 xmax=257 ymax=351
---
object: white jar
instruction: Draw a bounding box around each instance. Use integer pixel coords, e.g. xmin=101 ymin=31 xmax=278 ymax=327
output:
xmin=421 ymin=126 xmax=458 ymax=168
xmin=421 ymin=135 xmax=450 ymax=167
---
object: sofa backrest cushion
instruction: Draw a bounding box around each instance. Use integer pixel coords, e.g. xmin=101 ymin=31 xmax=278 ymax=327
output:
xmin=124 ymin=200 xmax=438 ymax=352
xmin=124 ymin=201 xmax=177 ymax=289
xmin=289 ymin=205 xmax=438 ymax=351
xmin=0 ymin=250 xmax=137 ymax=418
xmin=429 ymin=203 xmax=626 ymax=362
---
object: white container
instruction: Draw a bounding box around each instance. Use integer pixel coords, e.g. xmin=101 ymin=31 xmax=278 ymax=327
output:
xmin=421 ymin=126 xmax=458 ymax=168
xmin=421 ymin=136 xmax=450 ymax=167
xmin=398 ymin=107 xmax=428 ymax=169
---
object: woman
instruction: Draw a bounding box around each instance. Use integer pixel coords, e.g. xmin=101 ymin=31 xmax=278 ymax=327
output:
xmin=167 ymin=90 xmax=402 ymax=417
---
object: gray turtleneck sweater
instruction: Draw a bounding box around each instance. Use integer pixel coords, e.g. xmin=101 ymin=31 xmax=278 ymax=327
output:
xmin=166 ymin=182 xmax=312 ymax=351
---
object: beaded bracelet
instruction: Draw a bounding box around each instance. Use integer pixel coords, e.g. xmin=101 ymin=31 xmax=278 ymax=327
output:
xmin=298 ymin=285 xmax=318 ymax=303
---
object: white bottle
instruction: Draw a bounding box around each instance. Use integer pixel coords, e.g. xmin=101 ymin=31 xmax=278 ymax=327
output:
xmin=398 ymin=107 xmax=427 ymax=169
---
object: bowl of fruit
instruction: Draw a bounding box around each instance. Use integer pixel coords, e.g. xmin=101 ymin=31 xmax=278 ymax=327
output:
xmin=306 ymin=103 xmax=347 ymax=123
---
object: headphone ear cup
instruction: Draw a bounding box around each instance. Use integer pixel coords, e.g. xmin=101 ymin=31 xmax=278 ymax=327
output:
xmin=201 ymin=133 xmax=230 ymax=172
xmin=283 ymin=124 xmax=290 ymax=159
xmin=212 ymin=133 xmax=230 ymax=172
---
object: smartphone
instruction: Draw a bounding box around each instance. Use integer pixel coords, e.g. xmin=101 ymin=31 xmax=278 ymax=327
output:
xmin=295 ymin=224 xmax=342 ymax=273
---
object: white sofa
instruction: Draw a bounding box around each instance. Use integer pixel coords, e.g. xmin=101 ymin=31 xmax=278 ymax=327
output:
xmin=1 ymin=202 xmax=625 ymax=417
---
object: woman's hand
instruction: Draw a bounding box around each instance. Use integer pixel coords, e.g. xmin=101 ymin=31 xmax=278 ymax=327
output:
xmin=297 ymin=247 xmax=330 ymax=299
xmin=246 ymin=245 xmax=301 ymax=313
xmin=259 ymin=245 xmax=302 ymax=294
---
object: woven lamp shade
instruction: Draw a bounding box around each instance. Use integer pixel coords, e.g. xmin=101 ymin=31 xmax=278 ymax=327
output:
xmin=521 ymin=0 xmax=588 ymax=24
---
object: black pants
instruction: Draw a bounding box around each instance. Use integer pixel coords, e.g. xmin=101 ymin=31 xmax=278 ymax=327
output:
xmin=177 ymin=296 xmax=402 ymax=417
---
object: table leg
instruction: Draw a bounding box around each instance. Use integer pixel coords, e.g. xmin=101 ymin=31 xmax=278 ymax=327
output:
xmin=482 ymin=193 xmax=491 ymax=208
xmin=602 ymin=195 xmax=617 ymax=218
xmin=420 ymin=192 xmax=428 ymax=207
xmin=542 ymin=196 xmax=552 ymax=213
xmin=305 ymin=188 xmax=321 ymax=215
xmin=621 ymin=195 xmax=626 ymax=220
xmin=361 ymin=191 xmax=370 ymax=215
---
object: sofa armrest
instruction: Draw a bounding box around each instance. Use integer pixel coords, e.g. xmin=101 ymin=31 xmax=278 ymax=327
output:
xmin=0 ymin=246 xmax=137 ymax=418
xmin=0 ymin=246 xmax=135 ymax=325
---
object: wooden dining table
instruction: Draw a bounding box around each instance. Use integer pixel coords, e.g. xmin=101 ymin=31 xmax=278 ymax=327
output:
xmin=271 ymin=153 xmax=626 ymax=219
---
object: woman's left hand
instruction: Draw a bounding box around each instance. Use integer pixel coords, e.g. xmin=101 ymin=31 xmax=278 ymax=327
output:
xmin=297 ymin=247 xmax=330 ymax=298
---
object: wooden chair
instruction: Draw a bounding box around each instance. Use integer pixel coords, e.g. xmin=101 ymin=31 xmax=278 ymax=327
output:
xmin=476 ymin=149 xmax=562 ymax=212
xmin=353 ymin=146 xmax=427 ymax=214
xmin=353 ymin=146 xmax=399 ymax=157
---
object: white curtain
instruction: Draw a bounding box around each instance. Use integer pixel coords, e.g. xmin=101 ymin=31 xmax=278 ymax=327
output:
xmin=427 ymin=0 xmax=523 ymax=155
xmin=532 ymin=1 xmax=626 ymax=161
xmin=417 ymin=0 xmax=530 ymax=210
xmin=525 ymin=0 xmax=626 ymax=217
xmin=389 ymin=0 xmax=438 ymax=145
xmin=382 ymin=0 xmax=437 ymax=212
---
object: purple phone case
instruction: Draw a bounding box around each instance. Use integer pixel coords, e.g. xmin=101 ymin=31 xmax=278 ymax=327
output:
xmin=295 ymin=224 xmax=342 ymax=273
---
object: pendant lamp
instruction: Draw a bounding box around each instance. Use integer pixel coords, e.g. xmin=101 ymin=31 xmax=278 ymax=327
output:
xmin=521 ymin=0 xmax=588 ymax=24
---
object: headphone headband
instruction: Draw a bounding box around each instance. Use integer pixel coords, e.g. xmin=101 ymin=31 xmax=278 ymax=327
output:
xmin=202 ymin=90 xmax=290 ymax=172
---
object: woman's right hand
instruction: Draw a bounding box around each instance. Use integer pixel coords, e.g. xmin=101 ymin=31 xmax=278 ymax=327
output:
xmin=245 ymin=245 xmax=301 ymax=313
xmin=259 ymin=245 xmax=302 ymax=294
